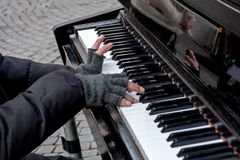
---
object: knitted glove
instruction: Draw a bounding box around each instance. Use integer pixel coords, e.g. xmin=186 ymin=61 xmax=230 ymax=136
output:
xmin=75 ymin=49 xmax=104 ymax=75
xmin=75 ymin=73 xmax=128 ymax=107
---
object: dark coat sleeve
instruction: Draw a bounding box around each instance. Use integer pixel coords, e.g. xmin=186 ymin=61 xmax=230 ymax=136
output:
xmin=0 ymin=53 xmax=73 ymax=99
xmin=0 ymin=69 xmax=86 ymax=160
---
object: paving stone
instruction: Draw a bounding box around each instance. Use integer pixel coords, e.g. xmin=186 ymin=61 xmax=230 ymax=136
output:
xmin=79 ymin=135 xmax=94 ymax=143
xmin=83 ymin=155 xmax=102 ymax=160
xmin=82 ymin=149 xmax=98 ymax=158
xmin=55 ymin=137 xmax=63 ymax=145
xmin=80 ymin=142 xmax=91 ymax=150
xmin=35 ymin=146 xmax=55 ymax=154
xmin=80 ymin=127 xmax=91 ymax=135
xmin=42 ymin=137 xmax=58 ymax=146
xmin=54 ymin=145 xmax=64 ymax=153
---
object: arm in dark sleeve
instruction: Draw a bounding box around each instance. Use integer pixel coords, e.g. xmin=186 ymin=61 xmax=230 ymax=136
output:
xmin=0 ymin=53 xmax=73 ymax=99
xmin=0 ymin=69 xmax=86 ymax=160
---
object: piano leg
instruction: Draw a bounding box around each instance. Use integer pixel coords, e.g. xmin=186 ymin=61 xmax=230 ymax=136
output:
xmin=61 ymin=119 xmax=82 ymax=158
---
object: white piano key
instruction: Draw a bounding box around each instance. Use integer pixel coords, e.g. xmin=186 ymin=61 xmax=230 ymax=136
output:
xmin=77 ymin=29 xmax=97 ymax=50
xmin=104 ymin=51 xmax=112 ymax=59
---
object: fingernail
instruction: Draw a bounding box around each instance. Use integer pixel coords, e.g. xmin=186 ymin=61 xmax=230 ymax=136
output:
xmin=140 ymin=87 xmax=145 ymax=93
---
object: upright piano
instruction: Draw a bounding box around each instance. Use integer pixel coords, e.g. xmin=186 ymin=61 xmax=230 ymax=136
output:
xmin=53 ymin=0 xmax=240 ymax=159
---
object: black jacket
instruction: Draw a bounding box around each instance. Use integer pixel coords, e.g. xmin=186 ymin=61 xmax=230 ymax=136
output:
xmin=0 ymin=54 xmax=85 ymax=160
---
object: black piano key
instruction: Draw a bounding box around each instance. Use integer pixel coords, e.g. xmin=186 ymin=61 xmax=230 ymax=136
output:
xmin=168 ymin=127 xmax=212 ymax=141
xmin=140 ymin=88 xmax=181 ymax=102
xmin=125 ymin=66 xmax=161 ymax=75
xmin=104 ymin=33 xmax=133 ymax=39
xmin=183 ymin=148 xmax=237 ymax=160
xmin=117 ymin=53 xmax=150 ymax=61
xmin=161 ymin=118 xmax=208 ymax=132
xmin=149 ymin=101 xmax=192 ymax=115
xmin=95 ymin=23 xmax=123 ymax=30
xmin=111 ymin=47 xmax=145 ymax=54
xmin=96 ymin=26 xmax=126 ymax=33
xmin=154 ymin=109 xmax=200 ymax=123
xmin=97 ymin=28 xmax=128 ymax=35
xmin=123 ymin=63 xmax=157 ymax=71
xmin=132 ymin=74 xmax=169 ymax=83
xmin=111 ymin=43 xmax=141 ymax=51
xmin=178 ymin=142 xmax=229 ymax=157
xmin=98 ymin=29 xmax=128 ymax=35
xmin=187 ymin=156 xmax=239 ymax=160
xmin=117 ymin=55 xmax=152 ymax=65
xmin=128 ymin=70 xmax=164 ymax=79
xmin=112 ymin=50 xmax=146 ymax=59
xmin=143 ymin=87 xmax=180 ymax=98
xmin=143 ymin=83 xmax=177 ymax=93
xmin=136 ymin=77 xmax=172 ymax=87
xmin=142 ymin=93 xmax=183 ymax=103
xmin=104 ymin=36 xmax=135 ymax=43
xmin=143 ymin=83 xmax=179 ymax=93
xmin=112 ymin=42 xmax=141 ymax=50
xmin=147 ymin=95 xmax=188 ymax=110
xmin=169 ymin=128 xmax=220 ymax=147
xmin=103 ymin=32 xmax=132 ymax=39
xmin=139 ymin=79 xmax=173 ymax=87
xmin=119 ymin=60 xmax=156 ymax=69
xmin=110 ymin=39 xmax=137 ymax=46
xmin=124 ymin=65 xmax=161 ymax=73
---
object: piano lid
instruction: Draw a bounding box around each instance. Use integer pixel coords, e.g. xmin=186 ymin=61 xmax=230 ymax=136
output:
xmin=118 ymin=0 xmax=240 ymax=37
xmin=116 ymin=0 xmax=240 ymax=116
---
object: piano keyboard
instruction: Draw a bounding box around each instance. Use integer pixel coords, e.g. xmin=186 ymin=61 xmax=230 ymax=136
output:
xmin=76 ymin=21 xmax=239 ymax=160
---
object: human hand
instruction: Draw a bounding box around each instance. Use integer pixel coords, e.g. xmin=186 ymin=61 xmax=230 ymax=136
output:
xmin=75 ymin=35 xmax=113 ymax=75
xmin=185 ymin=50 xmax=199 ymax=71
xmin=75 ymin=73 xmax=145 ymax=107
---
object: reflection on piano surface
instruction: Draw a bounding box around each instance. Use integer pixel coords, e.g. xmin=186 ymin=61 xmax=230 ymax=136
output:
xmin=54 ymin=0 xmax=240 ymax=159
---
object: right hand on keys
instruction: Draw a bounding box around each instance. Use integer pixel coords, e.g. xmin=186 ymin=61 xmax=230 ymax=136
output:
xmin=75 ymin=35 xmax=145 ymax=107
xmin=75 ymin=73 xmax=145 ymax=107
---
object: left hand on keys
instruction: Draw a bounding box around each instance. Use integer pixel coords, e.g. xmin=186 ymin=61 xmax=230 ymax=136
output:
xmin=75 ymin=35 xmax=112 ymax=75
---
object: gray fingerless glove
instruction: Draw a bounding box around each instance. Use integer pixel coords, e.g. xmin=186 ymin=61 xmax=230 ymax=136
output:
xmin=75 ymin=73 xmax=128 ymax=107
xmin=75 ymin=49 xmax=104 ymax=75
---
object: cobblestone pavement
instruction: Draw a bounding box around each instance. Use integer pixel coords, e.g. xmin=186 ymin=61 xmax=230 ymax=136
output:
xmin=0 ymin=0 xmax=121 ymax=159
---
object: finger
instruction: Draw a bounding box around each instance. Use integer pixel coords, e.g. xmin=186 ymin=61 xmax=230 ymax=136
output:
xmin=185 ymin=55 xmax=195 ymax=66
xmin=186 ymin=50 xmax=196 ymax=60
xmin=104 ymin=92 xmax=122 ymax=106
xmin=91 ymin=35 xmax=105 ymax=50
xmin=124 ymin=93 xmax=137 ymax=103
xmin=119 ymin=98 xmax=132 ymax=107
xmin=185 ymin=55 xmax=199 ymax=71
xmin=96 ymin=43 xmax=113 ymax=56
xmin=127 ymin=82 xmax=145 ymax=93
xmin=190 ymin=52 xmax=198 ymax=62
